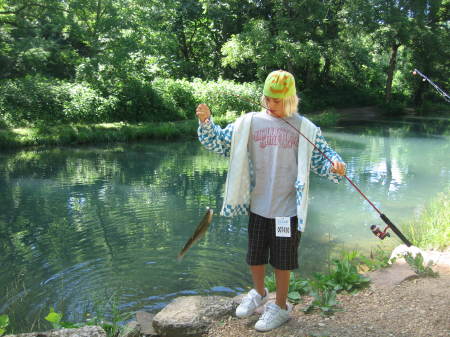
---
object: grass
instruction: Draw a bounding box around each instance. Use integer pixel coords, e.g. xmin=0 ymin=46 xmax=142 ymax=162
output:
xmin=0 ymin=120 xmax=199 ymax=149
xmin=0 ymin=109 xmax=342 ymax=149
xmin=401 ymin=190 xmax=450 ymax=250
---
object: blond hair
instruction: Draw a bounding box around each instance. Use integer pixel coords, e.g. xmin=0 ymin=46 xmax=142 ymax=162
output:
xmin=260 ymin=94 xmax=300 ymax=117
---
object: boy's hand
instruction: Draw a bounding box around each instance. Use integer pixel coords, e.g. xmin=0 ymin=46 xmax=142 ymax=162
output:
xmin=196 ymin=104 xmax=211 ymax=123
xmin=331 ymin=161 xmax=346 ymax=176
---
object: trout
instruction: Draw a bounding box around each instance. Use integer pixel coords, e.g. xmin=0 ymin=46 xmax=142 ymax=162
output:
xmin=177 ymin=208 xmax=214 ymax=260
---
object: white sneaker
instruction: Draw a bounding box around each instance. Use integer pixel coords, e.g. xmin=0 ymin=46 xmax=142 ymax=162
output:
xmin=235 ymin=288 xmax=268 ymax=318
xmin=254 ymin=302 xmax=292 ymax=331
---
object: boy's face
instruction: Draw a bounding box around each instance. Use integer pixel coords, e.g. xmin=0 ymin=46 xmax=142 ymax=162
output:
xmin=266 ymin=97 xmax=284 ymax=117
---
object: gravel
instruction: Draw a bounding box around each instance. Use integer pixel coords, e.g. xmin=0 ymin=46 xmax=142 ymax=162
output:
xmin=205 ymin=270 xmax=450 ymax=337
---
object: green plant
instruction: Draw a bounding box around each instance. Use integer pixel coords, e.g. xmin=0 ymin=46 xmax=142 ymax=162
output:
xmin=288 ymin=272 xmax=309 ymax=304
xmin=44 ymin=308 xmax=80 ymax=329
xmin=326 ymin=251 xmax=370 ymax=293
xmin=45 ymin=307 xmax=63 ymax=328
xmin=303 ymin=274 xmax=339 ymax=316
xmin=404 ymin=253 xmax=439 ymax=278
xmin=264 ymin=272 xmax=276 ymax=292
xmin=359 ymin=246 xmax=392 ymax=271
xmin=402 ymin=191 xmax=450 ymax=250
xmin=0 ymin=314 xmax=9 ymax=336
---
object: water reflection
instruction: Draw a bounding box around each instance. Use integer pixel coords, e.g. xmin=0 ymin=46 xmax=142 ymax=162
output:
xmin=0 ymin=123 xmax=449 ymax=331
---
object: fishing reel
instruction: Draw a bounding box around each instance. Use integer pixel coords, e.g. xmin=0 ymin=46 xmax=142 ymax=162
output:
xmin=370 ymin=225 xmax=390 ymax=240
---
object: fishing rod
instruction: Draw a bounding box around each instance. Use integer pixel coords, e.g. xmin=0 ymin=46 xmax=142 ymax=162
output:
xmin=413 ymin=69 xmax=450 ymax=103
xmin=229 ymin=93 xmax=412 ymax=247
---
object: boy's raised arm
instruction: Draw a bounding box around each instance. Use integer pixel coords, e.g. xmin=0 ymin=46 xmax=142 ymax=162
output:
xmin=196 ymin=104 xmax=234 ymax=157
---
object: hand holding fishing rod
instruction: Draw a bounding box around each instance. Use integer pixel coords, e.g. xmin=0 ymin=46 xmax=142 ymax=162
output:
xmin=195 ymin=103 xmax=211 ymax=123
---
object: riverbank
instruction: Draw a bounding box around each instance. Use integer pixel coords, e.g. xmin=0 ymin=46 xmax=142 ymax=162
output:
xmin=0 ymin=120 xmax=199 ymax=149
xmin=2 ymin=106 xmax=448 ymax=150
xmin=0 ymin=108 xmax=343 ymax=149
xmin=206 ymin=261 xmax=450 ymax=337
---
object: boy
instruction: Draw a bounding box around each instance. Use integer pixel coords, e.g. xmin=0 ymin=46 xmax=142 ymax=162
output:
xmin=195 ymin=70 xmax=346 ymax=331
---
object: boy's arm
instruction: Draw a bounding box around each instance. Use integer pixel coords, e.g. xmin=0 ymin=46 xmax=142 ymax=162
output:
xmin=310 ymin=129 xmax=345 ymax=183
xmin=198 ymin=118 xmax=234 ymax=157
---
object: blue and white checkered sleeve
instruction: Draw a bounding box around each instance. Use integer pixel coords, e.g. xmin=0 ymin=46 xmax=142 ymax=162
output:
xmin=197 ymin=118 xmax=234 ymax=157
xmin=310 ymin=129 xmax=344 ymax=183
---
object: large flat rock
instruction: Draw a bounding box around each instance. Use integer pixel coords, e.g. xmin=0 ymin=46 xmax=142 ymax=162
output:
xmin=4 ymin=326 xmax=106 ymax=337
xmin=152 ymin=296 xmax=235 ymax=337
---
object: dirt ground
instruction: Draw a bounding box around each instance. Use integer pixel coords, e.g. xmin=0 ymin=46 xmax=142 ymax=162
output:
xmin=205 ymin=260 xmax=450 ymax=337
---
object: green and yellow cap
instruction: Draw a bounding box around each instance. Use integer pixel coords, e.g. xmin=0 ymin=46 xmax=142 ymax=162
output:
xmin=263 ymin=70 xmax=296 ymax=99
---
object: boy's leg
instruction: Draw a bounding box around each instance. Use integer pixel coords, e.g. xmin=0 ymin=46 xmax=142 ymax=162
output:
xmin=274 ymin=268 xmax=290 ymax=309
xmin=251 ymin=265 xmax=266 ymax=297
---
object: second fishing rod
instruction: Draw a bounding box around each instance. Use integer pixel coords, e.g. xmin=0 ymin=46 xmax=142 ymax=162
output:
xmin=229 ymin=92 xmax=412 ymax=247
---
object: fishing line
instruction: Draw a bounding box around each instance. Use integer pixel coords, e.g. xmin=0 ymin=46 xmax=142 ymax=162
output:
xmin=226 ymin=92 xmax=412 ymax=247
xmin=413 ymin=69 xmax=450 ymax=103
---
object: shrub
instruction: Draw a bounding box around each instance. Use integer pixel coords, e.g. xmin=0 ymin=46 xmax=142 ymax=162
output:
xmin=151 ymin=78 xmax=197 ymax=120
xmin=62 ymin=82 xmax=114 ymax=123
xmin=0 ymin=75 xmax=70 ymax=125
xmin=190 ymin=78 xmax=261 ymax=117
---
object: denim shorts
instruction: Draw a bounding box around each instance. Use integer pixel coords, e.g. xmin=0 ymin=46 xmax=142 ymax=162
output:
xmin=246 ymin=211 xmax=301 ymax=270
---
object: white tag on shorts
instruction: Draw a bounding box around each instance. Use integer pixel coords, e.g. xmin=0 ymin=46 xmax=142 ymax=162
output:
xmin=275 ymin=217 xmax=291 ymax=237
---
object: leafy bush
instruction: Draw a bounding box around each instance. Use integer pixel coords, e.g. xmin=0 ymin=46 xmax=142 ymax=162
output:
xmin=151 ymin=78 xmax=198 ymax=120
xmin=62 ymin=83 xmax=115 ymax=123
xmin=190 ymin=78 xmax=261 ymax=117
xmin=0 ymin=75 xmax=70 ymax=125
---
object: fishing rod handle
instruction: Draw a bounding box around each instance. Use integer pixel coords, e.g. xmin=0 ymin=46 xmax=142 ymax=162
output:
xmin=380 ymin=213 xmax=412 ymax=247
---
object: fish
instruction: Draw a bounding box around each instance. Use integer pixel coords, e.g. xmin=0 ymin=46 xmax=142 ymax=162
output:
xmin=177 ymin=207 xmax=214 ymax=261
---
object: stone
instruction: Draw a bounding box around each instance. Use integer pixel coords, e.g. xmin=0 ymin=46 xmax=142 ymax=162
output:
xmin=136 ymin=311 xmax=157 ymax=336
xmin=4 ymin=326 xmax=106 ymax=337
xmin=152 ymin=296 xmax=235 ymax=337
xmin=368 ymin=262 xmax=417 ymax=289
xmin=389 ymin=244 xmax=423 ymax=263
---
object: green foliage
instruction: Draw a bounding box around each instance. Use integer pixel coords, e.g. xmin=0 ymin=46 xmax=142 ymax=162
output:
xmin=326 ymin=252 xmax=370 ymax=293
xmin=303 ymin=274 xmax=340 ymax=316
xmin=264 ymin=252 xmax=370 ymax=315
xmin=404 ymin=253 xmax=439 ymax=278
xmin=44 ymin=307 xmax=80 ymax=329
xmin=151 ymin=78 xmax=198 ymax=120
xmin=0 ymin=315 xmax=9 ymax=336
xmin=287 ymin=272 xmax=309 ymax=304
xmin=359 ymin=246 xmax=392 ymax=271
xmin=264 ymin=272 xmax=276 ymax=292
xmin=189 ymin=78 xmax=261 ymax=117
xmin=402 ymin=191 xmax=450 ymax=250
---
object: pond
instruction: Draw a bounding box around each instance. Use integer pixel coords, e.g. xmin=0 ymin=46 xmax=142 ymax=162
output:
xmin=0 ymin=116 xmax=449 ymax=331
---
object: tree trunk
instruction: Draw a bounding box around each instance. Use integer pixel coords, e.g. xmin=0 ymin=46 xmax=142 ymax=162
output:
xmin=385 ymin=43 xmax=400 ymax=103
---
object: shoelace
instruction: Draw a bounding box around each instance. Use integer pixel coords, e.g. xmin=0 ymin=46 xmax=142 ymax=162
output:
xmin=241 ymin=294 xmax=258 ymax=307
xmin=260 ymin=304 xmax=279 ymax=322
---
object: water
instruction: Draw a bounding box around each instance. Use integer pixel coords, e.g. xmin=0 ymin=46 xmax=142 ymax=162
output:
xmin=0 ymin=119 xmax=449 ymax=331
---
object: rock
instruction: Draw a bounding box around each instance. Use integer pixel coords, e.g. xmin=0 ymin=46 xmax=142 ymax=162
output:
xmin=368 ymin=262 xmax=417 ymax=289
xmin=152 ymin=296 xmax=235 ymax=337
xmin=136 ymin=311 xmax=157 ymax=336
xmin=4 ymin=326 xmax=106 ymax=337
xmin=389 ymin=244 xmax=423 ymax=263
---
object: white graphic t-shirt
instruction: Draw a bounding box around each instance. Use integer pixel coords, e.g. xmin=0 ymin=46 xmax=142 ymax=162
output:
xmin=248 ymin=111 xmax=299 ymax=218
